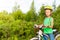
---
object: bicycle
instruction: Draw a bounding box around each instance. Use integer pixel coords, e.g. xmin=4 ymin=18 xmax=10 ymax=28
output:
xmin=30 ymin=24 xmax=60 ymax=40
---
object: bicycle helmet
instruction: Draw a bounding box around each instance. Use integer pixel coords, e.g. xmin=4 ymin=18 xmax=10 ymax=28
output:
xmin=44 ymin=6 xmax=53 ymax=11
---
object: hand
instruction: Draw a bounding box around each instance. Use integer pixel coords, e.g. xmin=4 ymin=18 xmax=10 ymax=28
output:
xmin=34 ymin=24 xmax=38 ymax=28
xmin=38 ymin=24 xmax=43 ymax=28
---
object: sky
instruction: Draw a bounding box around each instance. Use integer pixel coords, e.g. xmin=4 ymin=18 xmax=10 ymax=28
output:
xmin=0 ymin=0 xmax=60 ymax=13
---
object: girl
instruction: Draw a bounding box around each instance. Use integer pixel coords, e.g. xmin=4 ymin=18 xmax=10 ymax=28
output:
xmin=43 ymin=6 xmax=54 ymax=40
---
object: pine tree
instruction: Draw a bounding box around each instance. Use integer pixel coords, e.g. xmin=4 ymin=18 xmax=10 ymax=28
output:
xmin=26 ymin=0 xmax=37 ymax=22
xmin=37 ymin=5 xmax=45 ymax=24
xmin=52 ymin=5 xmax=60 ymax=30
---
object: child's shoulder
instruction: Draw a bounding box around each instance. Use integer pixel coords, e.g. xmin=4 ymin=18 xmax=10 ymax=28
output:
xmin=50 ymin=17 xmax=53 ymax=19
xmin=50 ymin=17 xmax=54 ymax=21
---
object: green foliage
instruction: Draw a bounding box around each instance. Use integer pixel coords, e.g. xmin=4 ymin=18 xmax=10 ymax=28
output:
xmin=0 ymin=13 xmax=35 ymax=40
xmin=11 ymin=9 xmax=25 ymax=20
xmin=26 ymin=10 xmax=37 ymax=22
xmin=52 ymin=5 xmax=60 ymax=31
xmin=36 ymin=6 xmax=45 ymax=24
xmin=25 ymin=0 xmax=37 ymax=22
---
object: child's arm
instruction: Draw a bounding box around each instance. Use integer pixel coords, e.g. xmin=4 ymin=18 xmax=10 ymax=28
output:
xmin=38 ymin=24 xmax=43 ymax=28
xmin=48 ymin=18 xmax=54 ymax=28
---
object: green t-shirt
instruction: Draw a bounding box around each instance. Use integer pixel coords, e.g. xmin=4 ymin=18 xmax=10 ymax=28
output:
xmin=43 ymin=17 xmax=53 ymax=34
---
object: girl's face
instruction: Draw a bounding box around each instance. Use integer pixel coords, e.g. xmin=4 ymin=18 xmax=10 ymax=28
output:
xmin=45 ymin=10 xmax=52 ymax=17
